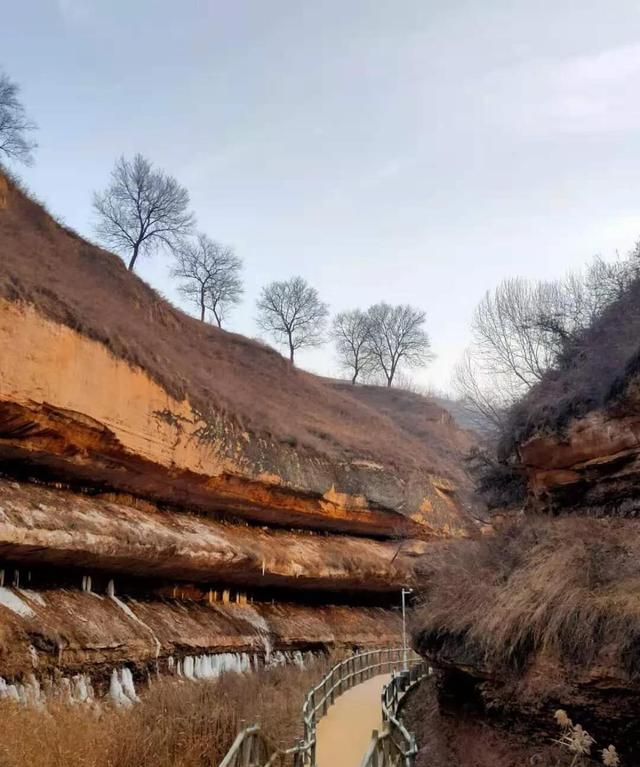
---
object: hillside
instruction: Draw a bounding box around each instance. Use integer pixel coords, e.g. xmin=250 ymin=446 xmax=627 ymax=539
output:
xmin=0 ymin=169 xmax=477 ymax=536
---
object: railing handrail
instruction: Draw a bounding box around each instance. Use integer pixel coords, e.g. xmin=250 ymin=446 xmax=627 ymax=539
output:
xmin=359 ymin=662 xmax=429 ymax=767
xmin=218 ymin=647 xmax=421 ymax=767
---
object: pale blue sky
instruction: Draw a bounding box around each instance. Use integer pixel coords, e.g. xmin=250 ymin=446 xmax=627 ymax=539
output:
xmin=4 ymin=1 xmax=640 ymax=389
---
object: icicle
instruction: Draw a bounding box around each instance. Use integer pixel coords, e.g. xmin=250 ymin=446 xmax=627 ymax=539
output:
xmin=72 ymin=674 xmax=91 ymax=704
xmin=59 ymin=676 xmax=73 ymax=704
xmin=183 ymin=656 xmax=195 ymax=680
xmin=120 ymin=668 xmax=139 ymax=702
xmin=107 ymin=580 xmax=115 ymax=598
xmin=109 ymin=669 xmax=132 ymax=708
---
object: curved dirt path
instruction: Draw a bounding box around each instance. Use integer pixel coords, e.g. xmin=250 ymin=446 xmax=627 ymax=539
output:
xmin=315 ymin=673 xmax=389 ymax=767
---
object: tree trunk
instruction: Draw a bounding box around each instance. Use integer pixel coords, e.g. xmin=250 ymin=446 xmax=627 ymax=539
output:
xmin=128 ymin=243 xmax=140 ymax=271
xmin=351 ymin=369 xmax=358 ymax=385
xmin=288 ymin=337 xmax=295 ymax=364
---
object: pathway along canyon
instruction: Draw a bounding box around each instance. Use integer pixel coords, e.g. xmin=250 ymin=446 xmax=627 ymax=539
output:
xmin=6 ymin=166 xmax=639 ymax=767
xmin=0 ymin=170 xmax=478 ymax=708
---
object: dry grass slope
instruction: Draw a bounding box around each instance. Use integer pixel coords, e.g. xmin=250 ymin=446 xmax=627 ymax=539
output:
xmin=0 ymin=170 xmax=472 ymax=480
xmin=413 ymin=517 xmax=640 ymax=674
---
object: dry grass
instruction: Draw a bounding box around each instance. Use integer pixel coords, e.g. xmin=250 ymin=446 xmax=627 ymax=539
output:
xmin=412 ymin=517 xmax=640 ymax=673
xmin=0 ymin=662 xmax=327 ymax=767
xmin=0 ymin=170 xmax=472 ymax=481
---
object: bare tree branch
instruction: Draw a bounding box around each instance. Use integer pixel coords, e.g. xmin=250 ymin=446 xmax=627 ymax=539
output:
xmin=455 ymin=255 xmax=640 ymax=432
xmin=0 ymin=72 xmax=37 ymax=165
xmin=172 ymin=233 xmax=243 ymax=327
xmin=331 ymin=309 xmax=374 ymax=384
xmin=364 ymin=303 xmax=432 ymax=387
xmin=92 ymin=154 xmax=194 ymax=271
xmin=256 ymin=277 xmax=329 ymax=363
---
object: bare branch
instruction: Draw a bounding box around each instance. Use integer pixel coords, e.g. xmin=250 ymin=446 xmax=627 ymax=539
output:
xmin=93 ymin=154 xmax=194 ymax=270
xmin=364 ymin=303 xmax=432 ymax=387
xmin=256 ymin=277 xmax=329 ymax=363
xmin=0 ymin=72 xmax=37 ymax=165
xmin=172 ymin=233 xmax=243 ymax=327
xmin=331 ymin=309 xmax=374 ymax=384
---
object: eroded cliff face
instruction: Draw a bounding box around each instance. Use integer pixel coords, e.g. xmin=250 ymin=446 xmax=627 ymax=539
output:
xmin=0 ymin=299 xmax=471 ymax=539
xmin=0 ymin=171 xmax=480 ymax=698
xmin=519 ymin=383 xmax=640 ymax=517
xmin=0 ymin=479 xmax=417 ymax=593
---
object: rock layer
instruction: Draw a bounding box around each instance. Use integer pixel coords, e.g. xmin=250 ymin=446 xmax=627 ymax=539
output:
xmin=520 ymin=389 xmax=640 ymax=517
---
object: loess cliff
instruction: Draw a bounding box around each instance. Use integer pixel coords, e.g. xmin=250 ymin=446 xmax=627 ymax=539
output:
xmin=0 ymin=170 xmax=477 ymax=700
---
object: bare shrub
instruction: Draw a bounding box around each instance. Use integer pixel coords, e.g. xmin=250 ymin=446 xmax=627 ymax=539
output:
xmin=454 ymin=255 xmax=639 ymax=444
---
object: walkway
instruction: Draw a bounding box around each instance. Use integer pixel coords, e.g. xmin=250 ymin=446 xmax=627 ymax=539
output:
xmin=315 ymin=673 xmax=389 ymax=767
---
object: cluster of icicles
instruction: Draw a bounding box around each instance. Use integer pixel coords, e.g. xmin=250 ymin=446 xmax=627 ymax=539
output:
xmin=0 ymin=672 xmax=95 ymax=706
xmin=0 ymin=650 xmax=317 ymax=708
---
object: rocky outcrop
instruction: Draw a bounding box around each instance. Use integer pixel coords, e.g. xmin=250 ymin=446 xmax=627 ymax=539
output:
xmin=519 ymin=385 xmax=640 ymax=517
xmin=0 ymin=479 xmax=416 ymax=593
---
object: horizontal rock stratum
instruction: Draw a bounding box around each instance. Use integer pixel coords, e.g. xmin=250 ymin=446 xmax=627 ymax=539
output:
xmin=0 ymin=170 xmax=478 ymax=691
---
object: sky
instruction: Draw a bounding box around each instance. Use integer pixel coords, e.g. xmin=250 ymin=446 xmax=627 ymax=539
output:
xmin=4 ymin=1 xmax=640 ymax=391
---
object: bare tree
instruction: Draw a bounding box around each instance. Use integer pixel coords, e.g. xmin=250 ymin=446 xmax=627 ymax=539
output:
xmin=256 ymin=277 xmax=329 ymax=363
xmin=455 ymin=255 xmax=640 ymax=431
xmin=332 ymin=309 xmax=373 ymax=384
xmin=0 ymin=72 xmax=37 ymax=165
xmin=452 ymin=350 xmax=508 ymax=435
xmin=172 ymin=234 xmax=243 ymax=327
xmin=365 ymin=303 xmax=432 ymax=387
xmin=93 ymin=154 xmax=194 ymax=271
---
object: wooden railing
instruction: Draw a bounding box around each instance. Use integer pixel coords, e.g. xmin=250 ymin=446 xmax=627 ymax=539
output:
xmin=359 ymin=662 xmax=429 ymax=767
xmin=218 ymin=647 xmax=422 ymax=767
